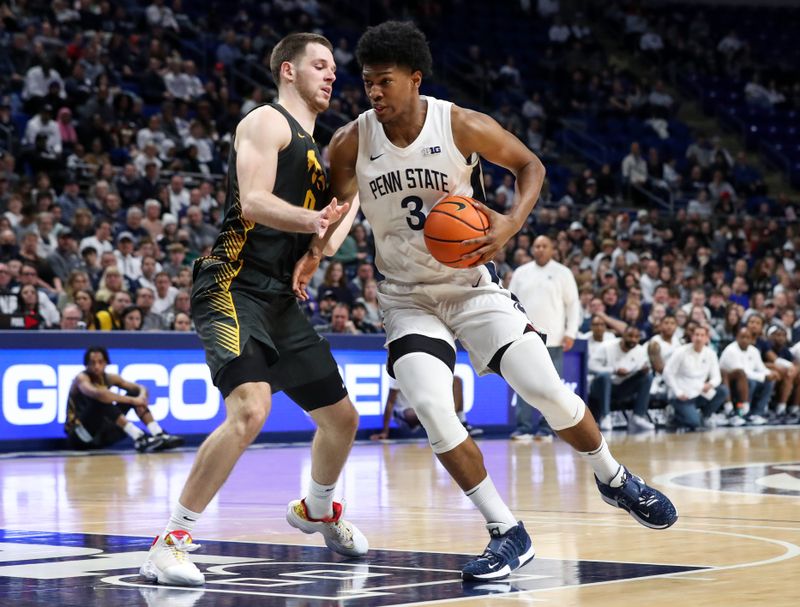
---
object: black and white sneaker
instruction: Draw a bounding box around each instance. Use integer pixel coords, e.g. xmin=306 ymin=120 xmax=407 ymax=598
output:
xmin=462 ymin=522 xmax=535 ymax=581
xmin=596 ymin=466 xmax=678 ymax=529
xmin=157 ymin=433 xmax=185 ymax=450
xmin=134 ymin=435 xmax=165 ymax=453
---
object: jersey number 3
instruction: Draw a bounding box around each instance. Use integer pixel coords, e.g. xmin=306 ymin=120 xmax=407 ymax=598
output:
xmin=401 ymin=196 xmax=426 ymax=231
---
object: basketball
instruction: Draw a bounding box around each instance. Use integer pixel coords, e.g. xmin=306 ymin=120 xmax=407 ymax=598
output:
xmin=423 ymin=196 xmax=490 ymax=268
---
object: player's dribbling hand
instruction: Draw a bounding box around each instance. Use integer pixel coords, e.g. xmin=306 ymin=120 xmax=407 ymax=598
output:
xmin=312 ymin=197 xmax=350 ymax=239
xmin=459 ymin=199 xmax=519 ymax=265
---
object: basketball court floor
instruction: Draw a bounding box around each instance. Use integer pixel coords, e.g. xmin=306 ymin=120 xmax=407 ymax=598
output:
xmin=0 ymin=427 xmax=798 ymax=606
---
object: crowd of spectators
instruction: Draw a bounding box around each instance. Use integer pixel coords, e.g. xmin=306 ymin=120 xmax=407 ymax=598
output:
xmin=1 ymin=0 xmax=800 ymax=432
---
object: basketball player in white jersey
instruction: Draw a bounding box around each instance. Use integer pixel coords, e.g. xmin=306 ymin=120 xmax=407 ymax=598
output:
xmin=294 ymin=21 xmax=677 ymax=581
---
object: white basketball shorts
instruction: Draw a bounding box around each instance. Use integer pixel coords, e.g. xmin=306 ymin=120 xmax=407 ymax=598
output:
xmin=377 ymin=268 xmax=532 ymax=375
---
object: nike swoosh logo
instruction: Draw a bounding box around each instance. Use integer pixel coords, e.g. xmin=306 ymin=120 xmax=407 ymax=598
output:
xmin=370 ymin=153 xmax=385 ymax=161
xmin=472 ymin=278 xmax=481 ymax=287
xmin=297 ymin=133 xmax=306 ymax=139
xmin=182 ymin=516 xmax=197 ymax=522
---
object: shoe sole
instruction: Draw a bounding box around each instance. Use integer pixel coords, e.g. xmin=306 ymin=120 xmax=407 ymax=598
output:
xmin=139 ymin=559 xmax=205 ymax=586
xmin=600 ymin=494 xmax=678 ymax=530
xmin=462 ymin=545 xmax=536 ymax=581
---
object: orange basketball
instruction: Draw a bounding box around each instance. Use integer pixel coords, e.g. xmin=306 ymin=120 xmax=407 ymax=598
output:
xmin=423 ymin=196 xmax=490 ymax=268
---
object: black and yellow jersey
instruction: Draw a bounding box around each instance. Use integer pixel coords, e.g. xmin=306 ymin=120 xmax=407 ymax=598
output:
xmin=196 ymin=103 xmax=329 ymax=295
xmin=64 ymin=371 xmax=108 ymax=435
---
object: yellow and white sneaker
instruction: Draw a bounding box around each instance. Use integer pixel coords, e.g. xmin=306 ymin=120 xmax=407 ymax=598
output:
xmin=140 ymin=530 xmax=204 ymax=586
xmin=286 ymin=499 xmax=368 ymax=557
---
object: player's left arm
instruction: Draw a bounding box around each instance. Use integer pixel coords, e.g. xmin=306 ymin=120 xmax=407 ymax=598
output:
xmin=452 ymin=106 xmax=546 ymax=264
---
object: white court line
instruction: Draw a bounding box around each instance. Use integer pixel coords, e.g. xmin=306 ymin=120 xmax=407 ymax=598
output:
xmin=653 ymin=460 xmax=800 ymax=500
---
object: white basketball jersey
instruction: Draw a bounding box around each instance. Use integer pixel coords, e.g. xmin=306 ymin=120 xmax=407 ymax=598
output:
xmin=356 ymin=97 xmax=484 ymax=285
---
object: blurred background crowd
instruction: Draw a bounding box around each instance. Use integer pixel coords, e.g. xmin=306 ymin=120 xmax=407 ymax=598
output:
xmin=1 ymin=1 xmax=799 ymax=395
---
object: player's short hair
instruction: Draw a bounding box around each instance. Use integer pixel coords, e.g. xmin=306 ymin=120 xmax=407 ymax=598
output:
xmin=270 ymin=33 xmax=333 ymax=84
xmin=84 ymin=346 xmax=109 ymax=366
xmin=356 ymin=20 xmax=433 ymax=77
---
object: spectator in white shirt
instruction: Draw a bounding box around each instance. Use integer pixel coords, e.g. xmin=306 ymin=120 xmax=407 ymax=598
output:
xmin=580 ymin=314 xmax=616 ymax=376
xmin=136 ymin=115 xmax=167 ymax=152
xmin=23 ymin=105 xmax=62 ymax=155
xmin=79 ymin=218 xmax=114 ymax=256
xmin=508 ymin=235 xmax=580 ymax=439
xmin=114 ymin=232 xmax=142 ymax=281
xmin=152 ymin=271 xmax=179 ymax=316
xmin=146 ymin=0 xmax=179 ymax=31
xmin=168 ymin=174 xmax=191 ymax=217
xmin=588 ymin=326 xmax=653 ymax=431
xmin=22 ymin=61 xmax=65 ymax=103
xmin=719 ymin=326 xmax=777 ymax=425
xmin=639 ymin=259 xmax=660 ymax=303
xmin=663 ymin=325 xmax=729 ymax=429
xmin=648 ymin=314 xmax=679 ymax=397
xmin=621 ymin=142 xmax=648 ymax=187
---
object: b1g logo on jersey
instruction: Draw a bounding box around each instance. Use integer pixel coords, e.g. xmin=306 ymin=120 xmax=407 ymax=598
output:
xmin=422 ymin=145 xmax=442 ymax=156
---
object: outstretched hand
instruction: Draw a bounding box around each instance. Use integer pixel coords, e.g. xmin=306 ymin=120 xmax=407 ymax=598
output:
xmin=312 ymin=197 xmax=350 ymax=239
xmin=459 ymin=199 xmax=519 ymax=265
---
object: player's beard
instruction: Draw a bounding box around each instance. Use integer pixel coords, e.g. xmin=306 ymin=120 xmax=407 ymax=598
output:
xmin=296 ymin=73 xmax=329 ymax=114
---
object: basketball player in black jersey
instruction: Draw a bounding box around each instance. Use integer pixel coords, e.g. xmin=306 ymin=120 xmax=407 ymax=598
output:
xmin=141 ymin=33 xmax=367 ymax=587
xmin=65 ymin=346 xmax=183 ymax=452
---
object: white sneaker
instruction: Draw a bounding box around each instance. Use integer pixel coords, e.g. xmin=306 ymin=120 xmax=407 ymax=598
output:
xmin=140 ymin=531 xmax=204 ymax=586
xmin=510 ymin=431 xmax=533 ymax=442
xmin=728 ymin=415 xmax=746 ymax=427
xmin=748 ymin=414 xmax=768 ymax=426
xmin=611 ymin=411 xmax=629 ymax=429
xmin=599 ymin=416 xmax=613 ymax=431
xmin=710 ymin=413 xmax=729 ymax=427
xmin=286 ymin=499 xmax=368 ymax=557
xmin=139 ymin=586 xmax=204 ymax=607
xmin=631 ymin=414 xmax=655 ymax=431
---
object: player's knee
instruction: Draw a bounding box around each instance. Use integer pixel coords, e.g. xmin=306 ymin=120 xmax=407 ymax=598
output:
xmin=337 ymin=400 xmax=360 ymax=436
xmin=227 ymin=384 xmax=270 ymax=440
xmin=423 ymin=410 xmax=468 ymax=454
xmin=235 ymin=404 xmax=268 ymax=441
xmin=538 ymin=390 xmax=586 ymax=431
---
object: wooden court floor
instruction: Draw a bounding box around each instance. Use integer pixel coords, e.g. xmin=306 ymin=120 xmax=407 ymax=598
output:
xmin=0 ymin=427 xmax=798 ymax=606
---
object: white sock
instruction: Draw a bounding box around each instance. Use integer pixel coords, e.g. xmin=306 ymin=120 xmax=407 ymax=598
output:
xmin=164 ymin=501 xmax=202 ymax=537
xmin=147 ymin=421 xmax=164 ymax=435
xmin=579 ymin=437 xmax=623 ymax=486
xmin=305 ymin=478 xmax=336 ymax=520
xmin=465 ymin=475 xmax=517 ymax=535
xmin=122 ymin=422 xmax=144 ymax=440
